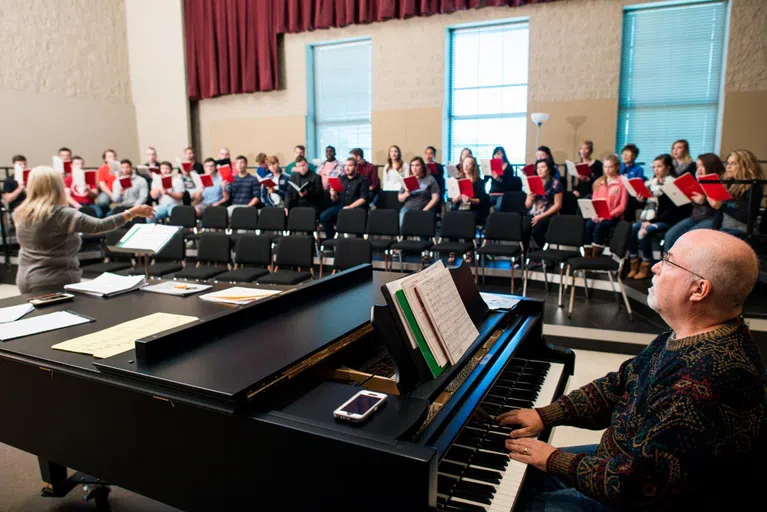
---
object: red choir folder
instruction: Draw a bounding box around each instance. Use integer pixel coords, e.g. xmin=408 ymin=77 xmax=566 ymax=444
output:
xmin=181 ymin=162 xmax=192 ymax=172
xmin=63 ymin=161 xmax=72 ymax=176
xmin=426 ymin=162 xmax=438 ymax=176
xmin=592 ymin=199 xmax=611 ymax=219
xmin=403 ymin=175 xmax=420 ymax=192
xmin=200 ymin=174 xmax=214 ymax=188
xmin=490 ymin=158 xmax=504 ymax=176
xmin=218 ymin=164 xmax=234 ymax=183
xmin=698 ymin=174 xmax=733 ymax=201
xmin=575 ymin=163 xmax=591 ymax=177
xmin=328 ymin=176 xmax=344 ymax=193
xmin=259 ymin=178 xmax=277 ymax=188
xmin=521 ymin=164 xmax=536 ymax=177
xmin=161 ymin=176 xmax=173 ymax=190
xmin=149 ymin=166 xmax=161 ymax=175
xmin=672 ymin=172 xmax=704 ymax=200
xmin=23 ymin=169 xmax=31 ymax=184
xmin=457 ymin=178 xmax=474 ymax=198
xmin=523 ymin=175 xmax=545 ymax=196
xmin=84 ymin=171 xmax=97 ymax=188
xmin=119 ymin=177 xmax=132 ymax=190
xmin=628 ymin=178 xmax=652 ymax=199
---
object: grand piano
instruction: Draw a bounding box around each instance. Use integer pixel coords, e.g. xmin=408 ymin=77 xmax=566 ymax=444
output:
xmin=0 ymin=263 xmax=574 ymax=511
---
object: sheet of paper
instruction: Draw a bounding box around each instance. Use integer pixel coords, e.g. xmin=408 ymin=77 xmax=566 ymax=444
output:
xmin=446 ymin=177 xmax=460 ymax=199
xmin=199 ymin=286 xmax=283 ymax=305
xmin=0 ymin=303 xmax=34 ymax=323
xmin=115 ymin=224 xmax=181 ymax=253
xmin=52 ymin=312 xmax=198 ymax=358
xmin=414 ymin=267 xmax=479 ymax=365
xmin=141 ymin=281 xmax=212 ymax=296
xmin=565 ymin=160 xmax=578 ymax=177
xmin=399 ymin=261 xmax=449 ymax=367
xmin=661 ymin=181 xmax=691 ymax=206
xmin=0 ymin=311 xmax=91 ymax=341
xmin=65 ymin=273 xmax=146 ymax=297
xmin=480 ymin=292 xmax=521 ymax=311
xmin=577 ymin=198 xmax=597 ymax=218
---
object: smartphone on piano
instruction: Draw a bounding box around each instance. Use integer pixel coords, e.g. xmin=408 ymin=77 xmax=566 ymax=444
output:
xmin=333 ymin=390 xmax=387 ymax=423
xmin=28 ymin=292 xmax=75 ymax=307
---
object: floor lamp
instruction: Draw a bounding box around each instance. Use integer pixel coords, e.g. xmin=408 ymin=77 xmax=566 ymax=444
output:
xmin=530 ymin=112 xmax=550 ymax=149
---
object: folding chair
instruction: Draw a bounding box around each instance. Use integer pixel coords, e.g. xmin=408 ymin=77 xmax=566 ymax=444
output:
xmin=257 ymin=235 xmax=314 ymax=285
xmin=390 ymin=210 xmax=435 ymax=272
xmin=475 ymin=212 xmax=523 ymax=293
xmin=173 ymin=232 xmax=231 ymax=281
xmin=214 ymin=234 xmax=271 ymax=283
xmin=365 ymin=209 xmax=399 ymax=271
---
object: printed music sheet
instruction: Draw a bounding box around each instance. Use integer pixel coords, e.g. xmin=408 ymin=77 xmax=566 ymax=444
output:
xmin=399 ymin=261 xmax=450 ymax=367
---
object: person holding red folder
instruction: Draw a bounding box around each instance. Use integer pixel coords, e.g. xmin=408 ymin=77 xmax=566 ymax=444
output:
xmin=149 ymin=161 xmax=184 ymax=223
xmin=583 ymin=155 xmax=628 ymax=258
xmin=397 ymin=157 xmax=440 ymax=226
xmin=64 ymin=156 xmax=101 ymax=216
xmin=259 ymin=156 xmax=290 ymax=207
xmin=110 ymin=159 xmax=149 ymax=215
xmin=524 ymin=159 xmax=563 ymax=250
xmin=710 ymin=149 xmax=764 ymax=239
xmin=627 ymin=154 xmax=691 ymax=280
xmin=320 ymin=158 xmax=370 ymax=240
xmin=663 ymin=153 xmax=726 ymax=250
xmin=573 ymin=140 xmax=604 ymax=198
xmin=193 ymin=158 xmax=230 ymax=216
xmin=488 ymin=146 xmax=522 ymax=209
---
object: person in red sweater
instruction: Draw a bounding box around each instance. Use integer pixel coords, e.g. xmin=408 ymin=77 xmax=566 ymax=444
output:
xmin=582 ymin=154 xmax=628 ymax=257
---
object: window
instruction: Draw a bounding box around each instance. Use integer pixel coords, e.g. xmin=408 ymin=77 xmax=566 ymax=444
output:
xmin=447 ymin=21 xmax=530 ymax=165
xmin=616 ymin=1 xmax=727 ymax=159
xmin=308 ymin=40 xmax=372 ymax=161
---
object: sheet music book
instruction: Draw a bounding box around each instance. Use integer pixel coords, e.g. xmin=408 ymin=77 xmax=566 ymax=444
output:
xmin=112 ymin=224 xmax=181 ymax=254
xmin=328 ymin=176 xmax=344 ymax=193
xmin=51 ymin=312 xmax=198 ymax=358
xmin=119 ymin=177 xmax=132 ymax=189
xmin=698 ymin=174 xmax=732 ymax=201
xmin=521 ymin=175 xmax=545 ymax=196
xmin=0 ymin=311 xmax=92 ymax=342
xmin=257 ymin=175 xmax=277 ymax=188
xmin=521 ymin=164 xmax=536 ymax=177
xmin=446 ymin=162 xmax=462 ymax=179
xmin=161 ymin=176 xmax=173 ymax=190
xmin=85 ymin=171 xmax=97 ymax=188
xmin=215 ymin=158 xmax=231 ymax=168
xmin=52 ymin=155 xmax=64 ymax=173
xmin=621 ymin=176 xmax=652 ymax=199
xmin=218 ymin=164 xmax=234 ymax=183
xmin=200 ymin=174 xmax=214 ymax=188
xmin=457 ymin=178 xmax=474 ymax=198
xmin=565 ymin=160 xmax=590 ymax=178
xmin=446 ymin=177 xmax=460 ymax=198
xmin=671 ymin=173 xmax=703 ymax=200
xmin=414 ymin=266 xmax=479 ymax=365
xmin=490 ymin=158 xmax=504 ymax=176
xmin=109 ymin=160 xmax=120 ymax=175
xmin=402 ymin=175 xmax=420 ymax=192
xmin=577 ymin=198 xmax=611 ymax=219
xmin=426 ymin=162 xmax=438 ymax=176
xmin=288 ymin=180 xmax=311 ymax=193
xmin=661 ymin=180 xmax=692 ymax=206
xmin=479 ymin=292 xmax=521 ymax=311
xmin=65 ymin=273 xmax=147 ymax=298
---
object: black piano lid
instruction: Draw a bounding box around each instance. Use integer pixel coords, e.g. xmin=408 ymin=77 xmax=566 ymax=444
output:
xmin=94 ymin=265 xmax=388 ymax=409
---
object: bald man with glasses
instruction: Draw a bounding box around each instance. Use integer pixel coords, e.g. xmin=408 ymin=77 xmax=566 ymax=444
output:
xmin=496 ymin=229 xmax=766 ymax=511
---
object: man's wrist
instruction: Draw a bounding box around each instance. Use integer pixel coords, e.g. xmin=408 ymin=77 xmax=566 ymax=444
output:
xmin=536 ymin=402 xmax=567 ymax=427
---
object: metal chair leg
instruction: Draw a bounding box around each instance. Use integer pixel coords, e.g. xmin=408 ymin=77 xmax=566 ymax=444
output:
xmin=606 ymin=271 xmax=620 ymax=306
xmin=399 ymin=251 xmax=404 ymax=273
xmin=522 ymin=258 xmax=529 ymax=296
xmin=510 ymin=257 xmax=515 ymax=295
xmin=568 ymin=267 xmax=576 ymax=317
xmin=482 ymin=254 xmax=486 ymax=284
xmin=557 ymin=262 xmax=564 ymax=307
xmin=542 ymin=262 xmax=549 ymax=292
xmin=583 ymin=271 xmax=590 ymax=299
xmin=618 ymin=274 xmax=633 ymax=320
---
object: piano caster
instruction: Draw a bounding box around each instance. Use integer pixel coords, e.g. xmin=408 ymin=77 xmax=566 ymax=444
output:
xmin=82 ymin=484 xmax=112 ymax=511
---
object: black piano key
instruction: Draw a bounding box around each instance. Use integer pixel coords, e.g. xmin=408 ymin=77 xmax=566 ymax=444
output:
xmin=439 ymin=461 xmax=466 ymax=478
xmin=446 ymin=499 xmax=487 ymax=512
xmin=446 ymin=446 xmax=473 ymax=464
xmin=472 ymin=451 xmax=508 ymax=471
xmin=438 ymin=475 xmax=458 ymax=496
xmin=504 ymin=398 xmax=534 ymax=408
xmin=481 ymin=435 xmax=510 ymax=453
xmin=464 ymin=466 xmax=502 ymax=485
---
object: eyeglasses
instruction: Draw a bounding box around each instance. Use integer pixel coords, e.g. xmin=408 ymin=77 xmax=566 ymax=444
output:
xmin=661 ymin=253 xmax=708 ymax=281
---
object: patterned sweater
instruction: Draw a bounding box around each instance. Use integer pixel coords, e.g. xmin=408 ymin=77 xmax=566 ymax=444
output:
xmin=537 ymin=319 xmax=767 ymax=510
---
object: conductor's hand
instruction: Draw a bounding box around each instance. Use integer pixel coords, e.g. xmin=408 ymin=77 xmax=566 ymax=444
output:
xmin=496 ymin=408 xmax=544 ymax=438
xmin=128 ymin=205 xmax=155 ymax=219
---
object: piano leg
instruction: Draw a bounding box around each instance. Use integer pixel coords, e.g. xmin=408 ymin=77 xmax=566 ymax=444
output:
xmin=39 ymin=457 xmax=72 ymax=497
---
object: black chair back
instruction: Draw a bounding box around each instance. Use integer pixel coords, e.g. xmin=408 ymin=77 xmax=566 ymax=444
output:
xmin=376 ymin=191 xmax=401 ymax=210
xmin=439 ymin=211 xmax=476 ymax=241
xmin=154 ymin=230 xmax=185 ymax=261
xmin=545 ymin=215 xmax=585 ymax=247
xmin=168 ymin=206 xmax=197 ymax=228
xmin=258 ymin=207 xmax=286 ymax=232
xmin=201 ymin=206 xmax=228 ymax=230
xmin=401 ymin=210 xmax=435 ymax=238
xmin=79 ymin=205 xmax=98 ymax=218
xmin=608 ymin=220 xmax=632 ymax=259
xmin=274 ymin=235 xmax=313 ymax=268
xmin=229 ymin=207 xmax=259 ymax=231
xmin=484 ymin=212 xmax=523 ymax=242
xmin=366 ymin=209 xmax=399 ymax=237
xmin=500 ymin=191 xmax=528 ymax=215
xmin=234 ymin=234 xmax=271 ymax=266
xmin=334 ymin=239 xmax=372 ymax=270
xmin=561 ymin=191 xmax=579 ymax=215
xmin=287 ymin=207 xmax=317 ymax=234
xmin=197 ymin=232 xmax=231 ymax=265
xmin=335 ymin=208 xmax=367 ymax=236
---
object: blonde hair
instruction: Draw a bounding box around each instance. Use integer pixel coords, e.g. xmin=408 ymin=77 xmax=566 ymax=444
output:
xmin=256 ymin=152 xmax=268 ymax=165
xmin=463 ymin=156 xmax=479 ymax=182
xmin=267 ymin=155 xmax=281 ymax=173
xmin=12 ymin=166 xmax=68 ymax=226
xmin=727 ymin=149 xmax=763 ymax=199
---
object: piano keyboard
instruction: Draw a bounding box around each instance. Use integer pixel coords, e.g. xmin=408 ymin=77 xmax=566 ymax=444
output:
xmin=436 ymin=358 xmax=565 ymax=512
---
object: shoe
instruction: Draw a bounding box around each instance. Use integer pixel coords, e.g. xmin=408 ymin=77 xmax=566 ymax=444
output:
xmin=583 ymin=246 xmax=593 ymax=258
xmin=591 ymin=246 xmax=604 ymax=259
xmin=633 ymin=261 xmax=652 ymax=280
xmin=626 ymin=258 xmax=640 ymax=279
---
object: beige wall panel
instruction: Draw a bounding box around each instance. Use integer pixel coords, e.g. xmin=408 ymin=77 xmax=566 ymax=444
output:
xmin=208 ymin=116 xmax=306 ymax=165
xmin=371 ymin=108 xmax=443 ymax=165
xmin=720 ymin=91 xmax=767 ymax=159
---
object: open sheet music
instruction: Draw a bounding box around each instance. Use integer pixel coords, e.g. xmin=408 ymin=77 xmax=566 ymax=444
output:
xmin=113 ymin=224 xmax=181 ymax=254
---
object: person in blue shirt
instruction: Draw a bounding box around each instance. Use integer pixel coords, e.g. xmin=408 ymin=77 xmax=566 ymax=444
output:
xmin=620 ymin=143 xmax=644 ymax=179
xmin=255 ymin=153 xmax=270 ymax=179
xmin=260 ymin=156 xmax=290 ymax=208
xmin=193 ymin=158 xmax=229 ymax=217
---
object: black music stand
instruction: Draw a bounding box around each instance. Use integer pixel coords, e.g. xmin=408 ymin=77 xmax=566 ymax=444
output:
xmin=106 ymin=224 xmax=182 ymax=278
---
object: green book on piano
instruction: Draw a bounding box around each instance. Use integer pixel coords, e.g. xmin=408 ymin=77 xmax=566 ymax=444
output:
xmin=394 ymin=289 xmax=446 ymax=378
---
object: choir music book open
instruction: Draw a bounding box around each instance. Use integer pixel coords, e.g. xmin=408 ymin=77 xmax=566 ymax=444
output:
xmin=521 ymin=175 xmax=545 ymax=196
xmin=521 ymin=164 xmax=536 ymax=177
xmin=446 ymin=178 xmax=474 ymax=199
xmin=288 ymin=181 xmax=312 ymax=193
xmin=565 ymin=160 xmax=591 ymax=178
xmin=218 ymin=164 xmax=234 ymax=183
xmin=621 ymin=176 xmax=652 ymax=199
xmin=328 ymin=177 xmax=344 ymax=193
xmin=577 ymin=198 xmax=611 ymax=219
xmin=660 ymin=173 xmax=704 ymax=206
xmin=200 ymin=174 xmax=214 ymax=188
xmin=111 ymin=224 xmax=181 ymax=254
xmin=384 ymin=261 xmax=479 ymax=378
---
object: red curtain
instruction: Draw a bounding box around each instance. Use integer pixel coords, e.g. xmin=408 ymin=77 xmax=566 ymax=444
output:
xmin=186 ymin=0 xmax=551 ymax=99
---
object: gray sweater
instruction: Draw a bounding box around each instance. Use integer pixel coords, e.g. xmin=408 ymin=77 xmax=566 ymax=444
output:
xmin=15 ymin=206 xmax=127 ymax=294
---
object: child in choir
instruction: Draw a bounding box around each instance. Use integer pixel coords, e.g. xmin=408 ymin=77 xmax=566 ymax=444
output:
xmin=620 ymin=143 xmax=644 ymax=179
xmin=524 ymin=159 xmax=563 ymax=250
xmin=318 ymin=146 xmax=343 ymax=192
xmin=382 ymin=145 xmax=410 ymax=191
xmin=671 ymin=139 xmax=695 ymax=177
xmin=111 ymin=159 xmax=149 ymax=213
xmin=150 ymin=161 xmax=185 ymax=223
xmin=96 ymin=149 xmax=118 ymax=210
xmin=260 ymin=156 xmax=289 ymax=208
xmin=4 ymin=154 xmax=28 ymax=214
xmin=398 ymin=156 xmax=440 ymax=226
xmin=709 ymin=149 xmax=764 ymax=238
xmin=626 ymin=154 xmax=691 ymax=280
xmin=583 ymin=155 xmax=627 ymax=257
xmin=573 ymin=140 xmax=604 ymax=198
xmin=64 ymin=156 xmax=101 ymax=216
xmin=193 ymin=158 xmax=229 ymax=216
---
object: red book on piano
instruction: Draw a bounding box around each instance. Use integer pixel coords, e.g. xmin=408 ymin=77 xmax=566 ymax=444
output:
xmin=23 ymin=169 xmax=31 ymax=184
xmin=490 ymin=158 xmax=504 ymax=176
xmin=521 ymin=164 xmax=536 ymax=177
xmin=426 ymin=162 xmax=438 ymax=176
xmin=84 ymin=171 xmax=97 ymax=188
xmin=119 ymin=177 xmax=132 ymax=190
xmin=161 ymin=176 xmax=173 ymax=190
xmin=181 ymin=162 xmax=192 ymax=172
xmin=403 ymin=175 xmax=420 ymax=192
xmin=592 ymin=198 xmax=611 ymax=219
xmin=200 ymin=174 xmax=214 ymax=188
xmin=698 ymin=174 xmax=732 ymax=201
xmin=63 ymin=161 xmax=72 ymax=176
xmin=218 ymin=164 xmax=234 ymax=183
xmin=523 ymin=175 xmax=545 ymax=196
xmin=672 ymin=172 xmax=704 ymax=200
xmin=575 ymin=163 xmax=591 ymax=177
xmin=457 ymin=178 xmax=474 ymax=198
xmin=328 ymin=176 xmax=344 ymax=193
xmin=628 ymin=178 xmax=652 ymax=199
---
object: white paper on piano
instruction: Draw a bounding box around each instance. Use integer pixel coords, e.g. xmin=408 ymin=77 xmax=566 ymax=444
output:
xmin=446 ymin=177 xmax=460 ymax=199
xmin=479 ymin=292 xmax=521 ymax=311
xmin=65 ymin=272 xmax=147 ymax=297
xmin=51 ymin=312 xmax=198 ymax=358
xmin=0 ymin=311 xmax=91 ymax=341
xmin=199 ymin=286 xmax=283 ymax=305
xmin=397 ymin=262 xmax=449 ymax=362
xmin=113 ymin=224 xmax=181 ymax=254
xmin=660 ymin=180 xmax=691 ymax=206
xmin=414 ymin=266 xmax=479 ymax=365
xmin=0 ymin=303 xmax=34 ymax=323
xmin=141 ymin=281 xmax=212 ymax=296
xmin=577 ymin=198 xmax=597 ymax=218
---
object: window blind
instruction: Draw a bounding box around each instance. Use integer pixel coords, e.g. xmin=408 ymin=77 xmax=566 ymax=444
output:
xmin=616 ymin=1 xmax=727 ymax=159
xmin=448 ymin=22 xmax=530 ymax=164
xmin=312 ymin=40 xmax=372 ymax=160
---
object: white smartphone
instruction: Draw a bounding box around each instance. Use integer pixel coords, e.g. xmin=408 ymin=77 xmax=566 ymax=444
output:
xmin=28 ymin=292 xmax=75 ymax=307
xmin=333 ymin=390 xmax=387 ymax=423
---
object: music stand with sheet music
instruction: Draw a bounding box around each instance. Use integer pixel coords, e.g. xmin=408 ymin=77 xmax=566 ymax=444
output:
xmin=107 ymin=224 xmax=182 ymax=278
